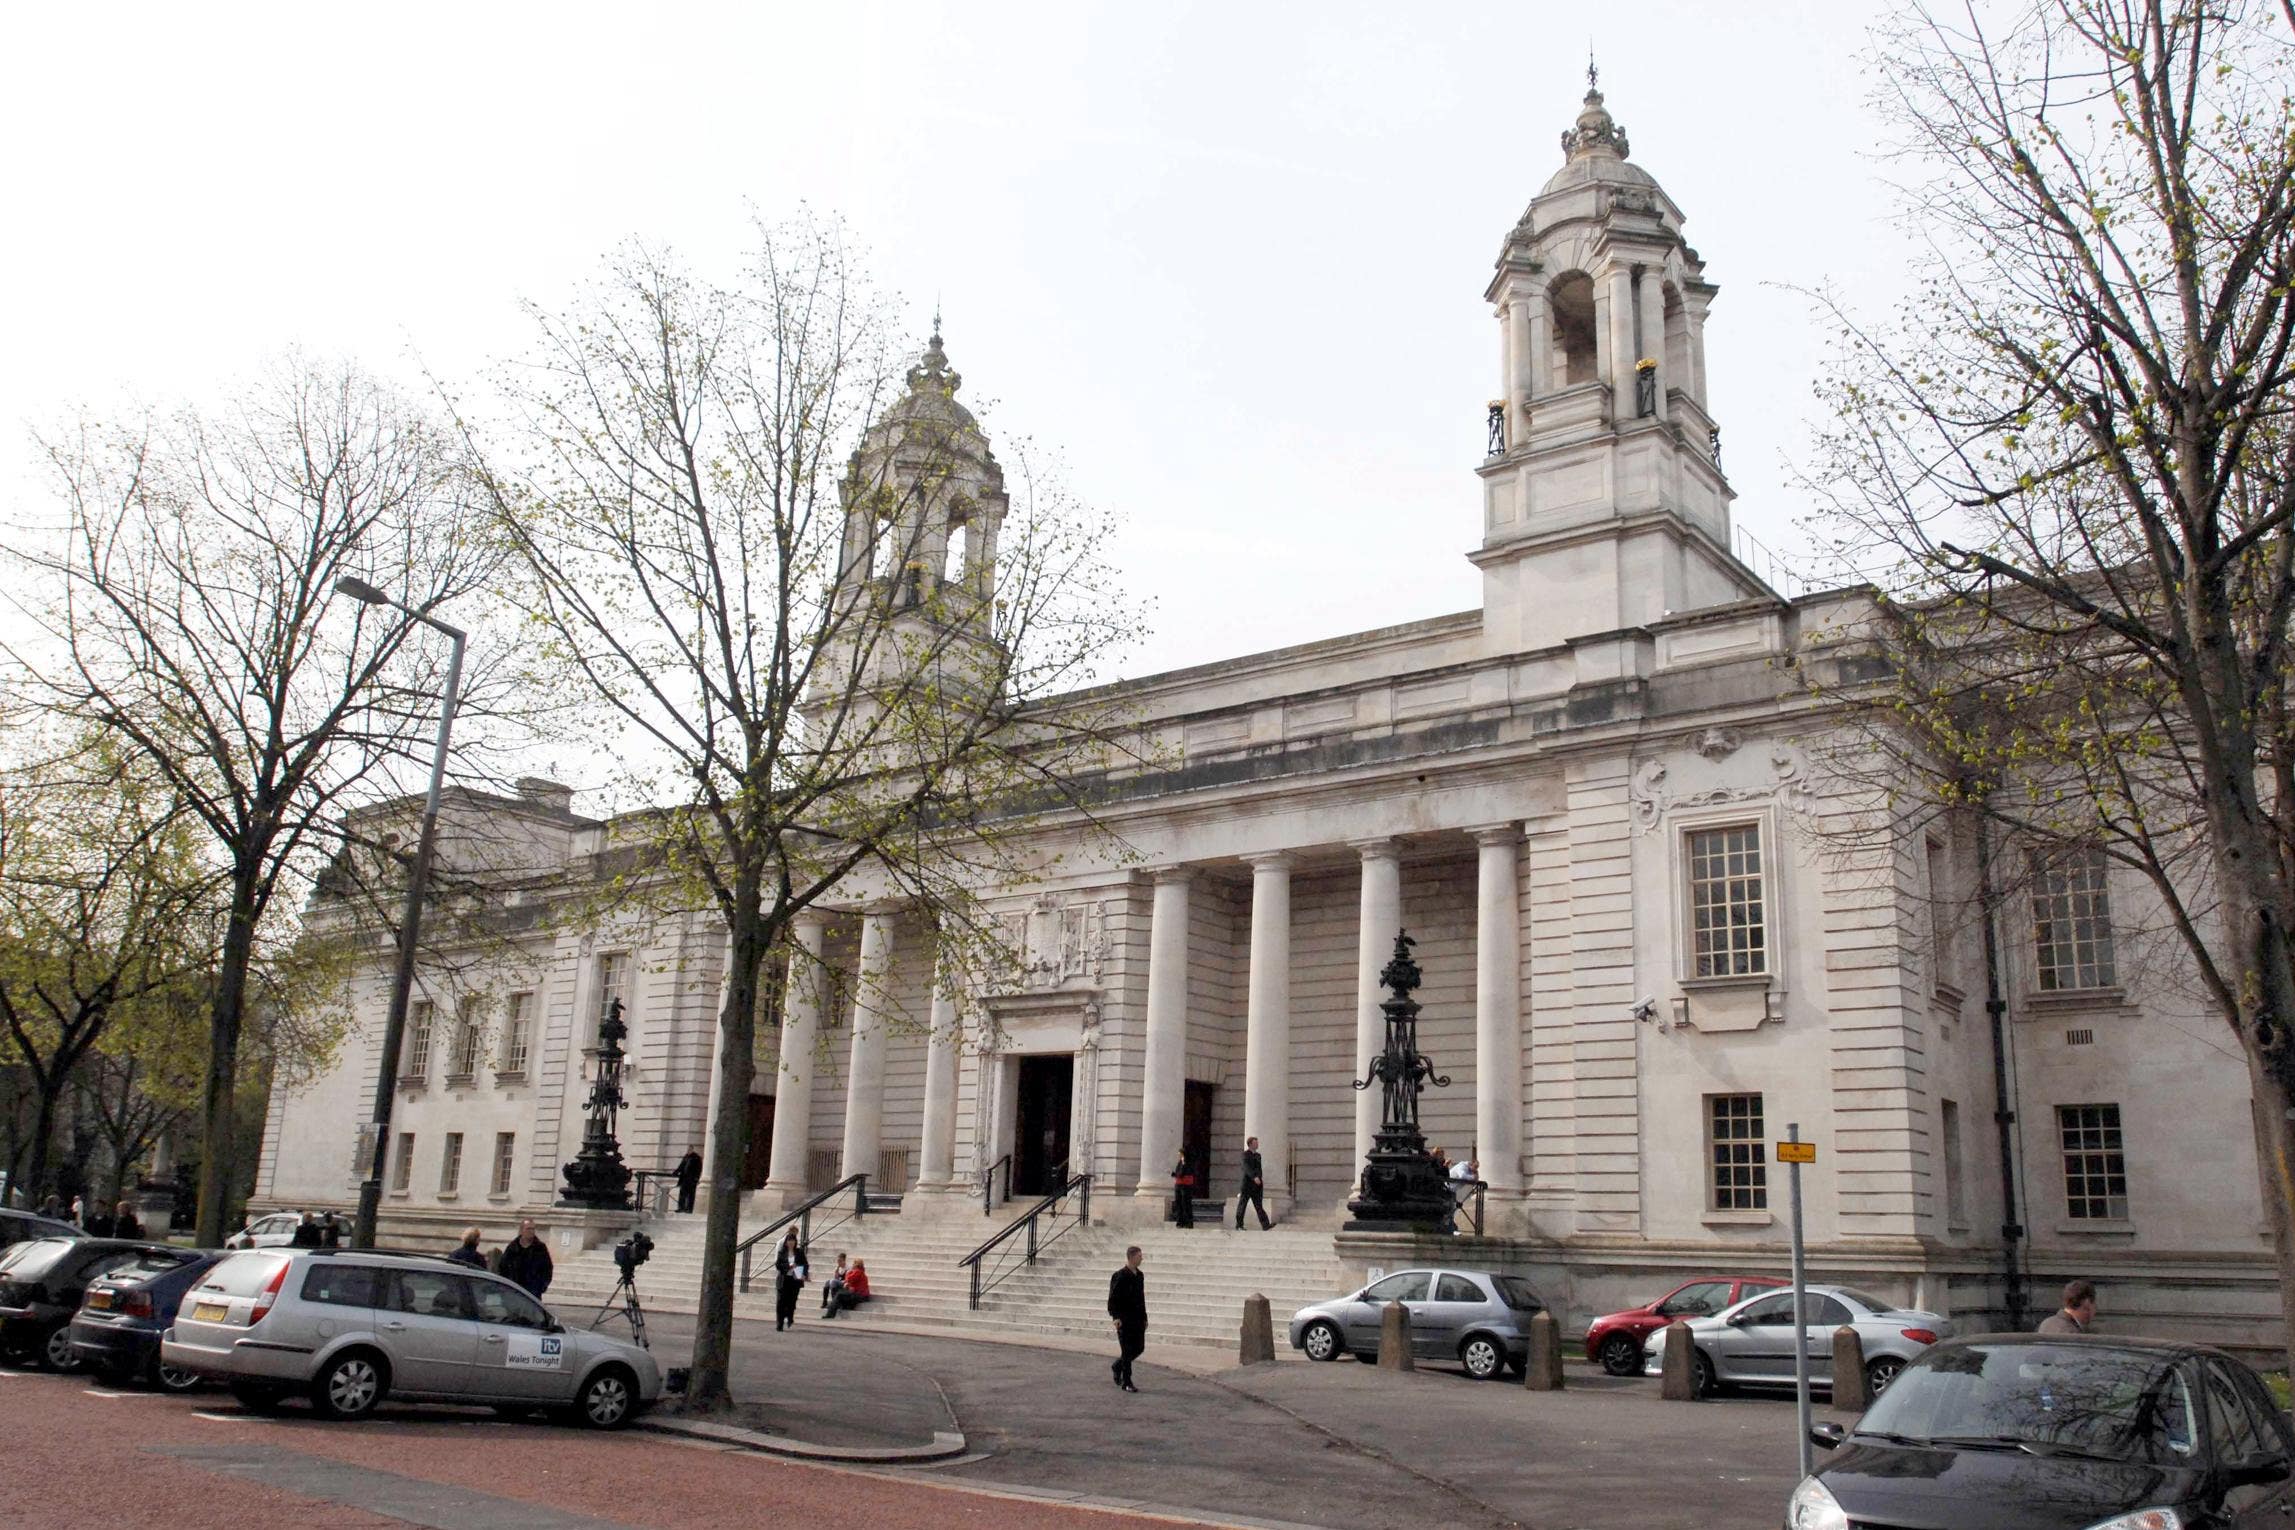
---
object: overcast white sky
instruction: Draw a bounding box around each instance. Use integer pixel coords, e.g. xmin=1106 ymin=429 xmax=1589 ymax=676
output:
xmin=0 ymin=1 xmax=1906 ymax=683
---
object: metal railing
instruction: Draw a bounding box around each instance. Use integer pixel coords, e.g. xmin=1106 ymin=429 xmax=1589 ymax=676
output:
xmin=735 ymin=1174 xmax=870 ymax=1293
xmin=1455 ymin=1179 xmax=1487 ymax=1236
xmin=980 ymin=1153 xmax=1012 ymax=1214
xmin=628 ymin=1167 xmax=683 ymax=1220
xmin=958 ymin=1173 xmax=1091 ymax=1309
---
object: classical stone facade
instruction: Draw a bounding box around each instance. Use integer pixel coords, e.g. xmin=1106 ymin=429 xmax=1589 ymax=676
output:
xmin=257 ymin=87 xmax=2278 ymax=1351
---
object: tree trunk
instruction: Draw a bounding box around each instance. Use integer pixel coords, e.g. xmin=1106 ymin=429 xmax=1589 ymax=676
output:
xmin=23 ymin=1073 xmax=62 ymax=1210
xmin=196 ymin=870 xmax=259 ymax=1246
xmin=683 ymin=872 xmax=769 ymax=1413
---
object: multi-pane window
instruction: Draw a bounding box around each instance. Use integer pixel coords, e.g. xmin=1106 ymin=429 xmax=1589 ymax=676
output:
xmin=2059 ymin=1103 xmax=2129 ymax=1220
xmin=2033 ymin=847 xmax=2117 ymax=991
xmin=1708 ymin=1093 xmax=1768 ymax=1211
xmin=439 ymin=1131 xmax=464 ymax=1195
xmin=594 ymin=952 xmax=631 ymax=1043
xmin=450 ymin=996 xmax=484 ymax=1079
xmin=1926 ymin=837 xmax=1954 ymax=989
xmin=501 ymin=992 xmax=533 ymax=1074
xmin=492 ymin=1132 xmax=516 ymax=1196
xmin=1688 ymin=825 xmax=1766 ymax=977
xmin=402 ymin=1000 xmax=434 ymax=1083
xmin=391 ymin=1132 xmax=416 ymax=1192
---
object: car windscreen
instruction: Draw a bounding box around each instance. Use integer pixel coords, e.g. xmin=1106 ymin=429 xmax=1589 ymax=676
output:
xmin=1860 ymin=1342 xmax=2200 ymax=1466
xmin=0 ymin=1238 xmax=80 ymax=1281
xmin=197 ymin=1251 xmax=293 ymax=1296
xmin=1494 ymin=1275 xmax=1544 ymax=1312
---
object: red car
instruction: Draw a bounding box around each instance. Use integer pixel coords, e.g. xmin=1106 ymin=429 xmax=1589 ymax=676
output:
xmin=1583 ymin=1275 xmax=1787 ymax=1375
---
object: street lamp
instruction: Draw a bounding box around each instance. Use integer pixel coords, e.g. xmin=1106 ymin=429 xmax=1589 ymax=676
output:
xmin=336 ymin=576 xmax=467 ymax=1250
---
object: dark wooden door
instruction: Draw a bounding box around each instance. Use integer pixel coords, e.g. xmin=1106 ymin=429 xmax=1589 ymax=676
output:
xmin=1013 ymin=1054 xmax=1074 ymax=1197
xmin=740 ymin=1094 xmax=776 ymax=1190
xmin=1182 ymin=1080 xmax=1216 ymax=1214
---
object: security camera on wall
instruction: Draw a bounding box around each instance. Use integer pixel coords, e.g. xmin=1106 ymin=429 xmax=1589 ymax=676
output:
xmin=1630 ymin=996 xmax=1658 ymax=1024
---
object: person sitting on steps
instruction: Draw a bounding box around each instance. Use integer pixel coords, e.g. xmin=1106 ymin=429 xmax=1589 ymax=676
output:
xmin=820 ymin=1252 xmax=850 ymax=1316
xmin=825 ymin=1259 xmax=871 ymax=1317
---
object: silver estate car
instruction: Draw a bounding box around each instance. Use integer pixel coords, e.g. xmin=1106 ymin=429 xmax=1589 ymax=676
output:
xmin=162 ymin=1247 xmax=661 ymax=1427
xmin=1290 ymin=1268 xmax=1546 ymax=1380
xmin=1639 ymin=1281 xmax=1950 ymax=1398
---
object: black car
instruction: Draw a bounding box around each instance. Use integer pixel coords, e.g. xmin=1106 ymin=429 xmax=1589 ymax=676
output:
xmin=1791 ymin=1332 xmax=2294 ymax=1530
xmin=0 ymin=1208 xmax=83 ymax=1255
xmin=0 ymin=1237 xmax=195 ymax=1373
xmin=70 ymin=1248 xmax=227 ymax=1390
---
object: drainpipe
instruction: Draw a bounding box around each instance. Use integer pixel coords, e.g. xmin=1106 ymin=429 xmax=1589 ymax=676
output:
xmin=1975 ymin=810 xmax=2029 ymax=1330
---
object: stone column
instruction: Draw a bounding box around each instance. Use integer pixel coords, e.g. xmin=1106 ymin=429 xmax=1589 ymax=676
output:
xmin=1685 ymin=295 xmax=1711 ymax=409
xmin=1637 ymin=267 xmax=1668 ymax=422
xmin=1606 ymin=265 xmax=1637 ymax=420
xmin=1497 ymin=302 xmax=1515 ymax=421
xmin=1474 ymin=826 xmax=1525 ymax=1196
xmin=1522 ymin=290 xmax=1547 ymax=407
xmin=839 ymin=908 xmax=896 ymax=1182
xmin=1509 ymin=294 xmax=1535 ymax=416
xmin=1134 ymin=868 xmax=1193 ymax=1202
xmin=763 ymin=912 xmax=828 ymax=1203
xmin=1243 ymin=853 xmax=1294 ymax=1210
xmin=917 ymin=983 xmax=960 ymax=1191
xmin=1352 ymin=839 xmax=1404 ymax=1172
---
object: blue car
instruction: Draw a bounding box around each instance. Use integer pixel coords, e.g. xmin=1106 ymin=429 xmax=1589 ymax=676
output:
xmin=69 ymin=1248 xmax=225 ymax=1390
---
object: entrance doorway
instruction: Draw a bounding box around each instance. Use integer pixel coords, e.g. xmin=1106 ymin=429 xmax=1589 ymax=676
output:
xmin=1182 ymin=1080 xmax=1217 ymax=1216
xmin=740 ymin=1095 xmax=776 ymax=1190
xmin=1013 ymin=1054 xmax=1074 ymax=1197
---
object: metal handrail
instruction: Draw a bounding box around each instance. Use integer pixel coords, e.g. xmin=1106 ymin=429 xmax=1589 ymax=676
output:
xmin=1455 ymin=1178 xmax=1487 ymax=1236
xmin=958 ymin=1172 xmax=1091 ymax=1309
xmin=628 ymin=1166 xmax=684 ymax=1220
xmin=735 ymin=1174 xmax=869 ymax=1293
xmin=980 ymin=1153 xmax=1012 ymax=1214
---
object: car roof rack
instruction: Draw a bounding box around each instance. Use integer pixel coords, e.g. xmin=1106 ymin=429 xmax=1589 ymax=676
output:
xmin=301 ymin=1246 xmax=459 ymax=1262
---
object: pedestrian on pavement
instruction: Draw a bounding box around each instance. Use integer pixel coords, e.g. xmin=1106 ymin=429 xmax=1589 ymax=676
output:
xmin=112 ymin=1201 xmax=143 ymax=1239
xmin=1170 ymin=1151 xmax=1195 ymax=1229
xmin=2038 ymin=1278 xmax=2098 ymax=1335
xmin=69 ymin=1195 xmax=87 ymax=1228
xmin=84 ymin=1199 xmax=116 ymax=1237
xmin=826 ymin=1259 xmax=871 ymax=1318
xmin=1234 ymin=1136 xmax=1273 ymax=1230
xmin=446 ymin=1226 xmax=488 ymax=1269
xmin=290 ymin=1211 xmax=323 ymax=1247
xmin=495 ymin=1218 xmax=554 ymax=1297
xmin=38 ymin=1194 xmax=62 ymax=1221
xmin=772 ymin=1230 xmax=807 ymax=1331
xmin=321 ymin=1211 xmax=344 ymax=1248
xmin=821 ymin=1252 xmax=851 ymax=1316
xmin=673 ymin=1146 xmax=703 ymax=1214
xmin=1108 ymin=1245 xmax=1146 ymax=1392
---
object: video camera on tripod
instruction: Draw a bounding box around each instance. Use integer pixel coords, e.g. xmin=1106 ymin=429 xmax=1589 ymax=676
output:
xmin=613 ymin=1230 xmax=653 ymax=1275
xmin=591 ymin=1230 xmax=656 ymax=1350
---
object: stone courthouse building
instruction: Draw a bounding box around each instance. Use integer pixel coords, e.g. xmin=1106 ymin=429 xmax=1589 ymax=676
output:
xmin=258 ymin=86 xmax=2277 ymax=1348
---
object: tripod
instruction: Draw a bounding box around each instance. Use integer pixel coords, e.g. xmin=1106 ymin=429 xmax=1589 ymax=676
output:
xmin=588 ymin=1269 xmax=650 ymax=1351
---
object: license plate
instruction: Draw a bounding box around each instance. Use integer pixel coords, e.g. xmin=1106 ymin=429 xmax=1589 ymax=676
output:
xmin=86 ymin=1291 xmax=114 ymax=1311
xmin=192 ymin=1302 xmax=228 ymax=1322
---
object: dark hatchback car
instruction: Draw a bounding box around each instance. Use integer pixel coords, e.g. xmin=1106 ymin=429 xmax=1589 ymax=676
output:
xmin=71 ymin=1249 xmax=227 ymax=1390
xmin=1789 ymin=1333 xmax=2294 ymax=1530
xmin=0 ymin=1238 xmax=195 ymax=1373
xmin=0 ymin=1208 xmax=82 ymax=1256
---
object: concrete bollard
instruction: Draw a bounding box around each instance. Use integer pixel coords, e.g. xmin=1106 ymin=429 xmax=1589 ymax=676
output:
xmin=1830 ymin=1326 xmax=1868 ymax=1412
xmin=1524 ymin=1308 xmax=1565 ymax=1391
xmin=1378 ymin=1300 xmax=1415 ymax=1371
xmin=1660 ymin=1320 xmax=1698 ymax=1401
xmin=1239 ymin=1293 xmax=1276 ymax=1366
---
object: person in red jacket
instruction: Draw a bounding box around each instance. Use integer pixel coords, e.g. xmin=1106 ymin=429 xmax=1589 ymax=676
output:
xmin=825 ymin=1259 xmax=871 ymax=1318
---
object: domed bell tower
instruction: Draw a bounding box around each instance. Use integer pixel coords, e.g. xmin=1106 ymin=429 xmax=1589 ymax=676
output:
xmin=1474 ymin=76 xmax=1762 ymax=652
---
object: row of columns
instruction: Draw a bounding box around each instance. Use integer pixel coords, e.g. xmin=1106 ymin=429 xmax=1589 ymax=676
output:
xmin=1496 ymin=266 xmax=1709 ymax=430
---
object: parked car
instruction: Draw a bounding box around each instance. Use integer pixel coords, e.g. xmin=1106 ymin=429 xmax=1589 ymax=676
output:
xmin=162 ymin=1247 xmax=662 ymax=1427
xmin=1640 ymin=1282 xmax=1948 ymax=1399
xmin=1583 ymin=1274 xmax=1787 ymax=1376
xmin=0 ymin=1208 xmax=83 ymax=1256
xmin=71 ymin=1249 xmax=229 ymax=1391
xmin=0 ymin=1237 xmax=196 ymax=1372
xmin=224 ymin=1211 xmax=308 ymax=1250
xmin=1289 ymin=1268 xmax=1548 ymax=1380
xmin=1789 ymin=1333 xmax=2293 ymax=1530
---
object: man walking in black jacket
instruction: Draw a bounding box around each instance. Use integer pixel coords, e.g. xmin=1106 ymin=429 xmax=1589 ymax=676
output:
xmin=1107 ymin=1245 xmax=1146 ymax=1392
xmin=672 ymin=1146 xmax=703 ymax=1214
xmin=1235 ymin=1136 xmax=1273 ymax=1230
xmin=495 ymin=1218 xmax=555 ymax=1298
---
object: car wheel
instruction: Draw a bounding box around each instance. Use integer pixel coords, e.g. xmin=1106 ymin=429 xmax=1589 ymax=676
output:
xmin=1864 ymin=1355 xmax=1906 ymax=1399
xmin=1301 ymin=1321 xmax=1343 ymax=1363
xmin=1691 ymin=1348 xmax=1718 ymax=1399
xmin=574 ymin=1365 xmax=637 ymax=1430
xmin=311 ymin=1350 xmax=387 ymax=1421
xmin=152 ymin=1359 xmax=206 ymax=1393
xmin=1460 ymin=1335 xmax=1504 ymax=1381
xmin=230 ymin=1382 xmax=286 ymax=1412
xmin=1598 ymin=1334 xmax=1644 ymax=1376
xmin=40 ymin=1324 xmax=80 ymax=1373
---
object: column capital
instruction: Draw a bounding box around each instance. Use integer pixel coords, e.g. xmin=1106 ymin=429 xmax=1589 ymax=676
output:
xmin=1469 ymin=822 xmax=1524 ymax=847
xmin=789 ymin=907 xmax=832 ymax=937
xmin=1151 ymin=864 xmax=1197 ymax=887
xmin=1245 ymin=850 xmax=1296 ymax=874
xmin=1348 ymin=836 xmax=1404 ymax=863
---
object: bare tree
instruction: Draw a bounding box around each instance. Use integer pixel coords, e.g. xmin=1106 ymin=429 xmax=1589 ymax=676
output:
xmin=1802 ymin=0 xmax=2295 ymax=1366
xmin=6 ymin=359 xmax=511 ymax=1244
xmin=467 ymin=215 xmax=1144 ymax=1411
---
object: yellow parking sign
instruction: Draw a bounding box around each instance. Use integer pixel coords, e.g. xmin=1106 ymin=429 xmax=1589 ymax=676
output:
xmin=1775 ymin=1141 xmax=1817 ymax=1164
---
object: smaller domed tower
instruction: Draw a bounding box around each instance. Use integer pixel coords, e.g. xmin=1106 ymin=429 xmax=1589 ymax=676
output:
xmin=1474 ymin=80 xmax=1766 ymax=651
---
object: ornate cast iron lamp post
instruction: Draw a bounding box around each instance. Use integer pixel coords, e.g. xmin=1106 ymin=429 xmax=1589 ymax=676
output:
xmin=1347 ymin=931 xmax=1459 ymax=1231
xmin=559 ymin=998 xmax=634 ymax=1208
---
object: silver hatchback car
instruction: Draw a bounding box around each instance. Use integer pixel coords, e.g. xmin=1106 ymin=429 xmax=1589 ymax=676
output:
xmin=162 ymin=1247 xmax=661 ymax=1427
xmin=1639 ymin=1281 xmax=1950 ymax=1398
xmin=1289 ymin=1268 xmax=1547 ymax=1380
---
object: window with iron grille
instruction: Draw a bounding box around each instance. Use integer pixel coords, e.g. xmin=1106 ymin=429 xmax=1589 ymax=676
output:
xmin=2058 ymin=1103 xmax=2128 ymax=1220
xmin=402 ymin=1001 xmax=433 ymax=1083
xmin=492 ymin=1132 xmax=516 ymax=1196
xmin=2033 ymin=847 xmax=2117 ymax=991
xmin=1708 ymin=1093 xmax=1767 ymax=1210
xmin=439 ymin=1132 xmax=464 ymax=1195
xmin=450 ymin=996 xmax=484 ymax=1079
xmin=391 ymin=1132 xmax=416 ymax=1192
xmin=501 ymin=992 xmax=532 ymax=1074
xmin=1688 ymin=825 xmax=1766 ymax=977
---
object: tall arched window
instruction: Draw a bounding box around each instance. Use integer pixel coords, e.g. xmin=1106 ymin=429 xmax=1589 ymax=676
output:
xmin=1549 ymin=273 xmax=1598 ymax=387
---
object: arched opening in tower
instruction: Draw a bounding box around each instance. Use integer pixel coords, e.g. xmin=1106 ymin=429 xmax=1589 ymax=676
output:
xmin=1549 ymin=273 xmax=1598 ymax=388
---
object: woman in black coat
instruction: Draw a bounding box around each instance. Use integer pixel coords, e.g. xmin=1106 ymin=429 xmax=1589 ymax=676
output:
xmin=772 ymin=1229 xmax=806 ymax=1332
